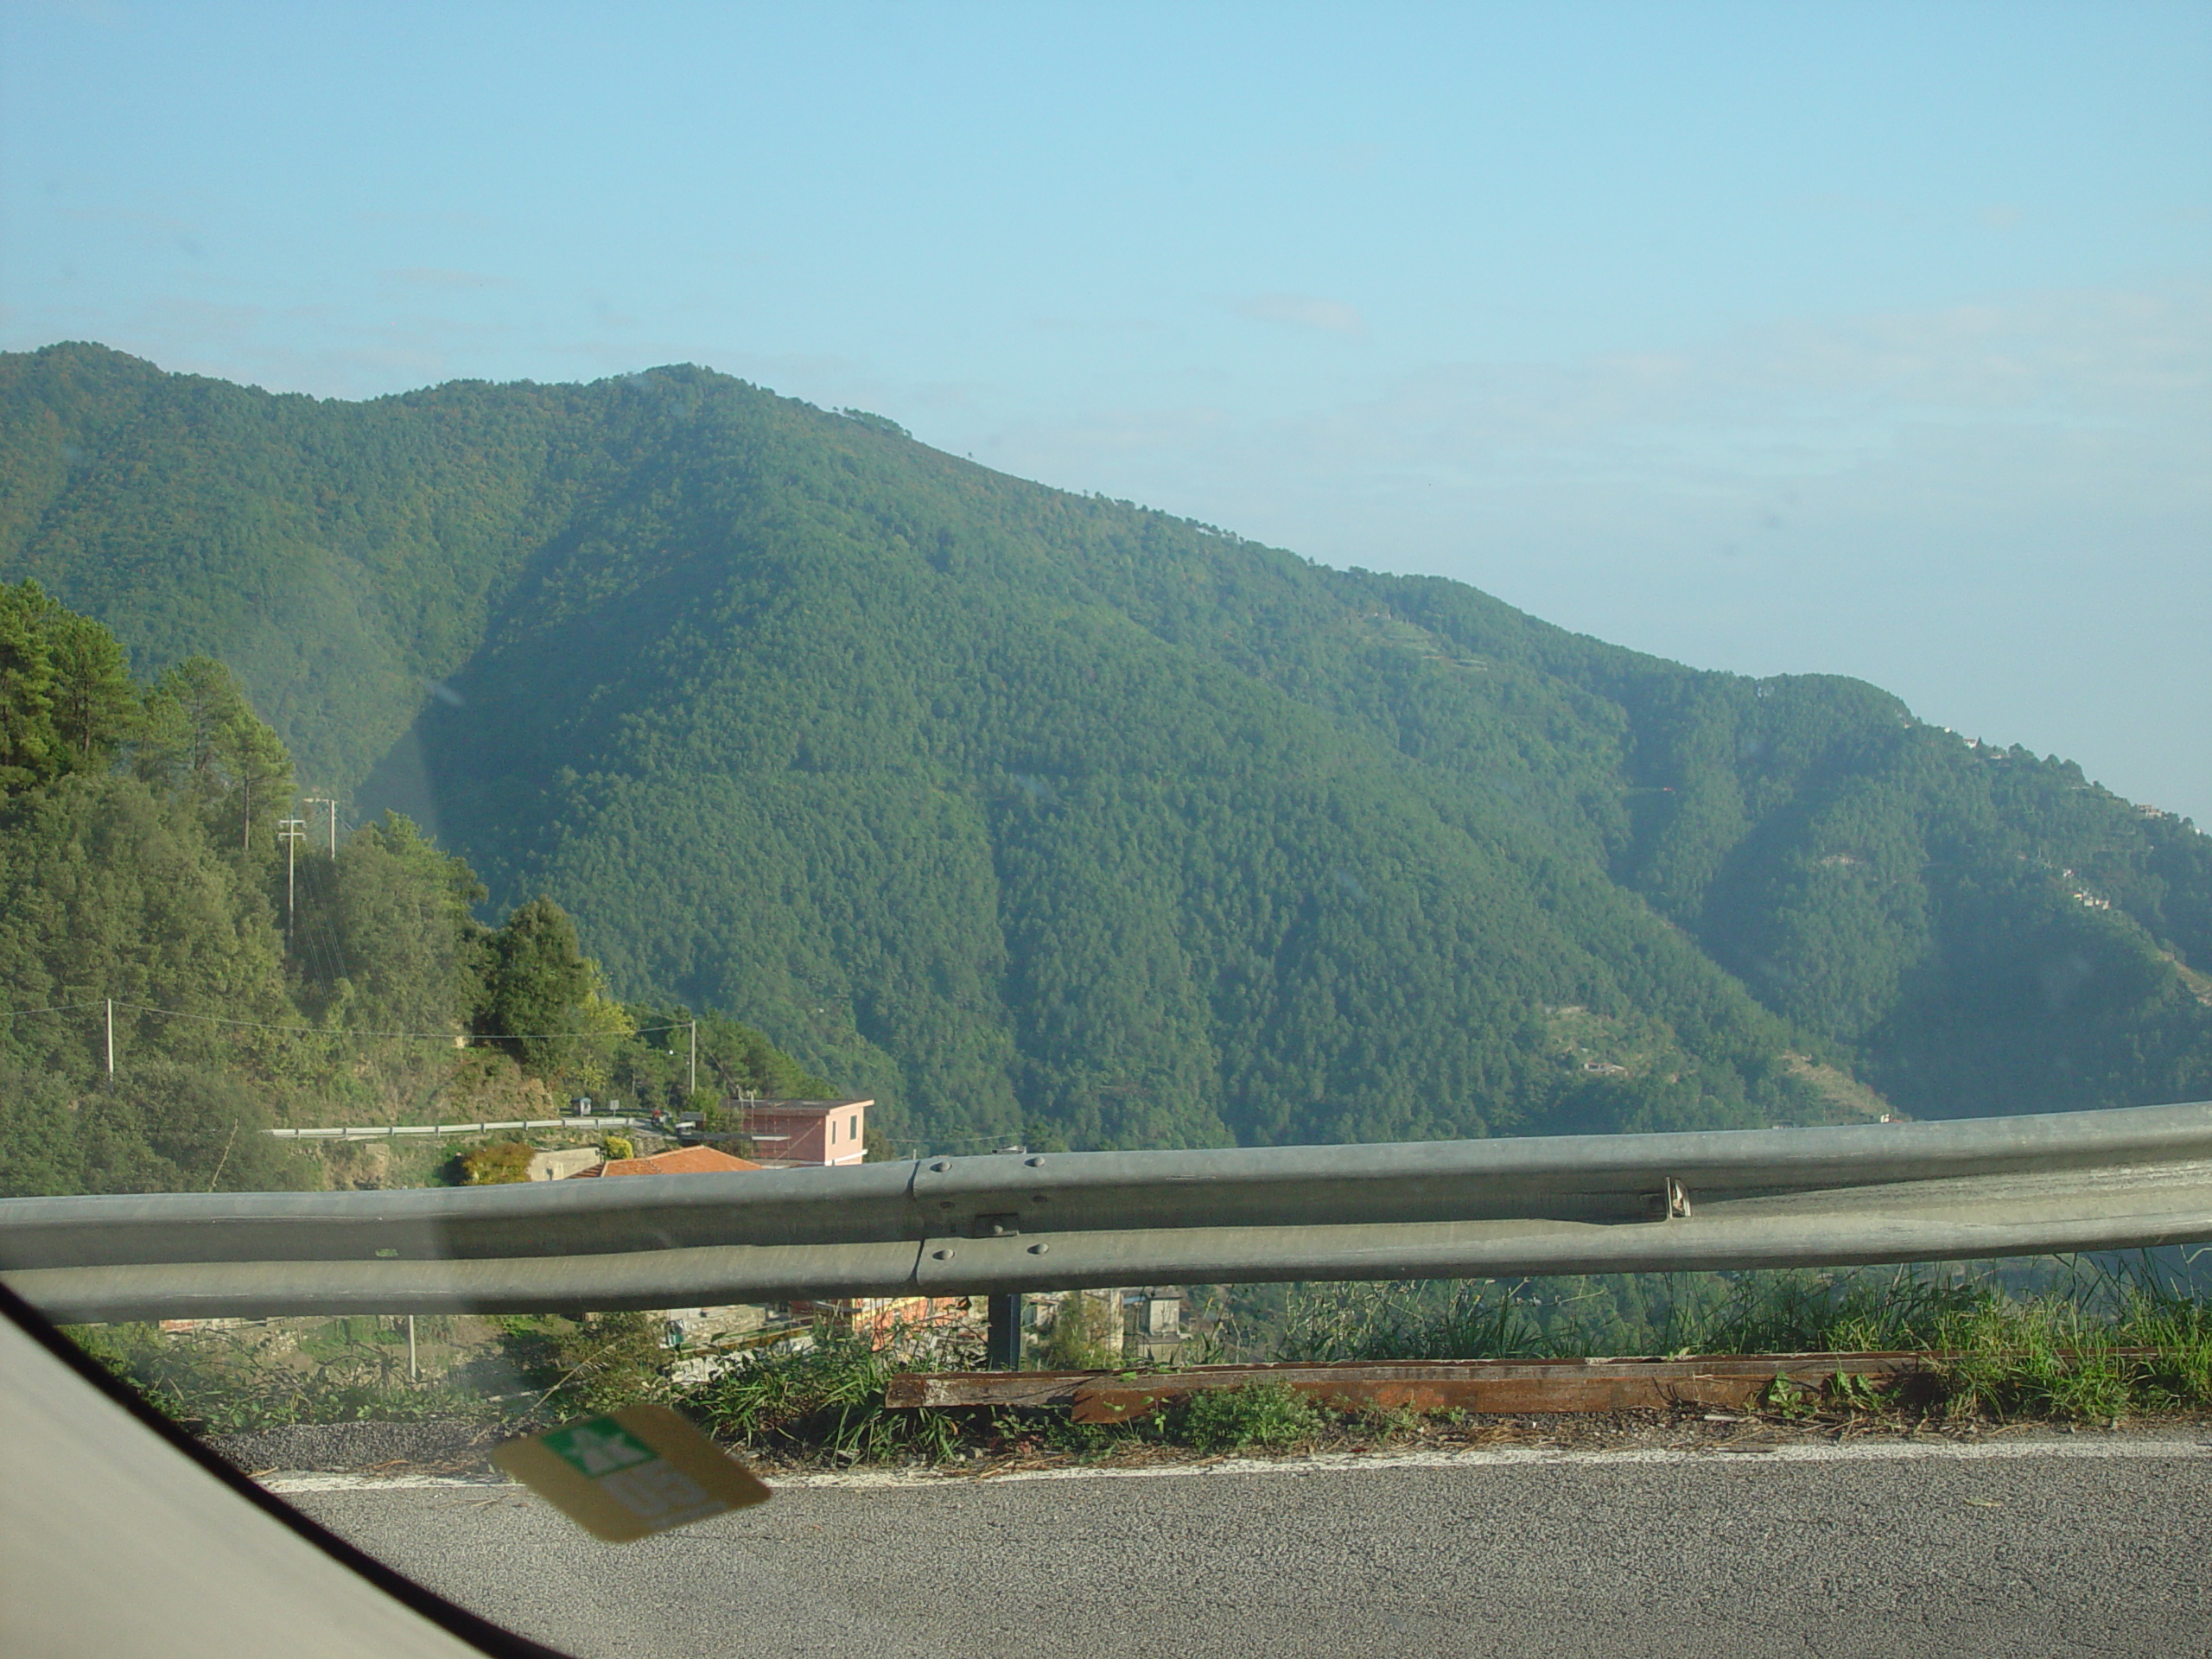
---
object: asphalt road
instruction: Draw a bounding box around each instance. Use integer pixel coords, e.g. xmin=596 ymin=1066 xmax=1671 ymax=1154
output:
xmin=289 ymin=1438 xmax=2212 ymax=1659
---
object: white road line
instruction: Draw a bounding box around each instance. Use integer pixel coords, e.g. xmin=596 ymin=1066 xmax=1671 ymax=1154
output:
xmin=264 ymin=1472 xmax=513 ymax=1492
xmin=262 ymin=1433 xmax=2212 ymax=1496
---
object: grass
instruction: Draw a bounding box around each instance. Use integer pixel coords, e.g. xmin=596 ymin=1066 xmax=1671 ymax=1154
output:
xmin=71 ymin=1321 xmax=501 ymax=1435
xmin=1269 ymin=1255 xmax=2212 ymax=1426
xmin=684 ymin=1327 xmax=970 ymax=1463
xmin=1273 ymin=1279 xmax=1556 ymax=1363
xmin=73 ymin=1255 xmax=2212 ymax=1459
xmin=1178 ymin=1383 xmax=1325 ymax=1452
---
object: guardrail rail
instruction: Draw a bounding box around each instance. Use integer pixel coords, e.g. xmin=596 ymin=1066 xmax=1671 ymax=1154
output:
xmin=3 ymin=1101 xmax=2209 ymax=1322
xmin=265 ymin=1117 xmax=657 ymax=1141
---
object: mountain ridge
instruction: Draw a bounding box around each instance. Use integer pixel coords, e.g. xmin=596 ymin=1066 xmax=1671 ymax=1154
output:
xmin=4 ymin=340 xmax=2206 ymax=1149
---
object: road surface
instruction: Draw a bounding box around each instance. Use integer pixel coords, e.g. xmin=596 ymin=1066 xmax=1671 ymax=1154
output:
xmin=288 ymin=1436 xmax=2212 ymax=1659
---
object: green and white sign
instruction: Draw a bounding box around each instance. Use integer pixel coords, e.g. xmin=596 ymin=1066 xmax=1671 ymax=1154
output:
xmin=495 ymin=1404 xmax=772 ymax=1541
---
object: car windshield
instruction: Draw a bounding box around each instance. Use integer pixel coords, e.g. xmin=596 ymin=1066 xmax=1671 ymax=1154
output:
xmin=3 ymin=8 xmax=2209 ymax=1657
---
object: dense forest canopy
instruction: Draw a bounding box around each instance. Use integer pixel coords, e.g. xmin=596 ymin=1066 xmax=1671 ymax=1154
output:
xmin=2 ymin=341 xmax=2207 ymax=1159
xmin=0 ymin=582 xmax=829 ymax=1196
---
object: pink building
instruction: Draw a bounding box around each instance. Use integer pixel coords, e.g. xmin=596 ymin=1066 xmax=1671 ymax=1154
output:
xmin=734 ymin=1097 xmax=873 ymax=1166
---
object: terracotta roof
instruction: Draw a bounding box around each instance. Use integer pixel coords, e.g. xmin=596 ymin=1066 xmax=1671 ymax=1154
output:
xmin=571 ymin=1145 xmax=764 ymax=1178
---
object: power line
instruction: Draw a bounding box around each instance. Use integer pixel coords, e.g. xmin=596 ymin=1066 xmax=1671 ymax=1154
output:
xmin=0 ymin=1001 xmax=117 ymax=1020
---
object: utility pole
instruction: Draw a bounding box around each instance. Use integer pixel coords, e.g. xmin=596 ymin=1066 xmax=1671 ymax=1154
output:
xmin=105 ymin=999 xmax=114 ymax=1077
xmin=304 ymin=796 xmax=338 ymax=855
xmin=277 ymin=818 xmax=308 ymax=950
xmin=689 ymin=1020 xmax=698 ymax=1098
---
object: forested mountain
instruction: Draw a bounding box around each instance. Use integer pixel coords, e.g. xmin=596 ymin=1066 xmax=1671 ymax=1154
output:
xmin=4 ymin=340 xmax=2207 ymax=1154
xmin=0 ymin=584 xmax=830 ymax=1196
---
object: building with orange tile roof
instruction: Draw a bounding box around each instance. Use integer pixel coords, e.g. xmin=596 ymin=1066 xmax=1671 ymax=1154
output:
xmin=569 ymin=1144 xmax=764 ymax=1178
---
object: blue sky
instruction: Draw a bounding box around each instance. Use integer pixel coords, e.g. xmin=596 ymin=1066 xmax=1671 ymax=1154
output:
xmin=4 ymin=2 xmax=2208 ymax=820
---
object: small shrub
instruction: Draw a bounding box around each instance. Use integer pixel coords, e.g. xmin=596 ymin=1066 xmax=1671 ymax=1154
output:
xmin=1177 ymin=1383 xmax=1324 ymax=1452
xmin=1030 ymin=1414 xmax=1159 ymax=1460
xmin=1350 ymin=1402 xmax=1423 ymax=1439
xmin=1033 ymin=1290 xmax=1121 ymax=1371
xmin=602 ymin=1135 xmax=635 ymax=1161
xmin=1825 ymin=1371 xmax=1886 ymax=1412
xmin=455 ymin=1141 xmax=534 ymax=1185
xmin=684 ymin=1329 xmax=963 ymax=1462
xmin=72 ymin=1323 xmax=494 ymax=1434
xmin=1752 ymin=1375 xmax=1815 ymax=1418
xmin=495 ymin=1312 xmax=670 ymax=1415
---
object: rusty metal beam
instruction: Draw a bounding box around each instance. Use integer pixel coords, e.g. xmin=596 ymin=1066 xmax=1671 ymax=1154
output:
xmin=886 ymin=1353 xmax=1938 ymax=1419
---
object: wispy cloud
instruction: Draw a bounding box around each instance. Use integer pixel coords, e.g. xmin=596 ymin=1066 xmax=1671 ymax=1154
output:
xmin=1230 ymin=292 xmax=1369 ymax=340
xmin=980 ymin=283 xmax=2210 ymax=599
xmin=1029 ymin=315 xmax=1166 ymax=337
xmin=379 ymin=267 xmax=523 ymax=293
xmin=979 ymin=283 xmax=2212 ymax=819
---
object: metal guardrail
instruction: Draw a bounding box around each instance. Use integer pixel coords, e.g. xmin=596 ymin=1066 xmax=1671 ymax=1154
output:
xmin=3 ymin=1102 xmax=2209 ymax=1322
xmin=265 ymin=1118 xmax=652 ymax=1141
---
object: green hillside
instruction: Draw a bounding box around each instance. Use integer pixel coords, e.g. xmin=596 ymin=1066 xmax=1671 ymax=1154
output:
xmin=5 ymin=341 xmax=2208 ymax=1151
xmin=0 ymin=583 xmax=831 ymax=1197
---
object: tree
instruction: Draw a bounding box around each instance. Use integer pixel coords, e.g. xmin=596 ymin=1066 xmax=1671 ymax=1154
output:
xmin=472 ymin=895 xmax=628 ymax=1077
xmin=0 ymin=772 xmax=296 ymax=1085
xmin=215 ymin=711 xmax=293 ymax=853
xmin=134 ymin=656 xmax=293 ymax=851
xmin=79 ymin=1063 xmax=312 ymax=1194
xmin=44 ymin=607 xmax=136 ymax=766
xmin=135 ymin=656 xmax=242 ymax=790
xmin=0 ymin=580 xmax=60 ymax=793
xmin=293 ymin=811 xmax=486 ymax=1033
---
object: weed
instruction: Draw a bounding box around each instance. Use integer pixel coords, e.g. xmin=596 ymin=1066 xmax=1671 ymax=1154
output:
xmin=1691 ymin=1266 xmax=1992 ymax=1355
xmin=494 ymin=1312 xmax=671 ymax=1417
xmin=1277 ymin=1281 xmax=1555 ymax=1363
xmin=1752 ymin=1375 xmax=1815 ymax=1418
xmin=683 ymin=1328 xmax=965 ymax=1463
xmin=1031 ymin=1289 xmax=1122 ymax=1371
xmin=1270 ymin=1257 xmax=2212 ymax=1432
xmin=72 ymin=1322 xmax=495 ymax=1434
xmin=1175 ymin=1383 xmax=1325 ymax=1453
xmin=1824 ymin=1371 xmax=1885 ymax=1412
xmin=1351 ymin=1402 xmax=1425 ymax=1439
xmin=1027 ymin=1414 xmax=1160 ymax=1460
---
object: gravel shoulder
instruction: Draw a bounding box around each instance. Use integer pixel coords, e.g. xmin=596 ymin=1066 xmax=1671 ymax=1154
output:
xmin=213 ymin=1405 xmax=2212 ymax=1484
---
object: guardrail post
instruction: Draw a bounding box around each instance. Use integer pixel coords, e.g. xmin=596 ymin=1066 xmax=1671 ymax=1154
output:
xmin=985 ymin=1293 xmax=1021 ymax=1370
